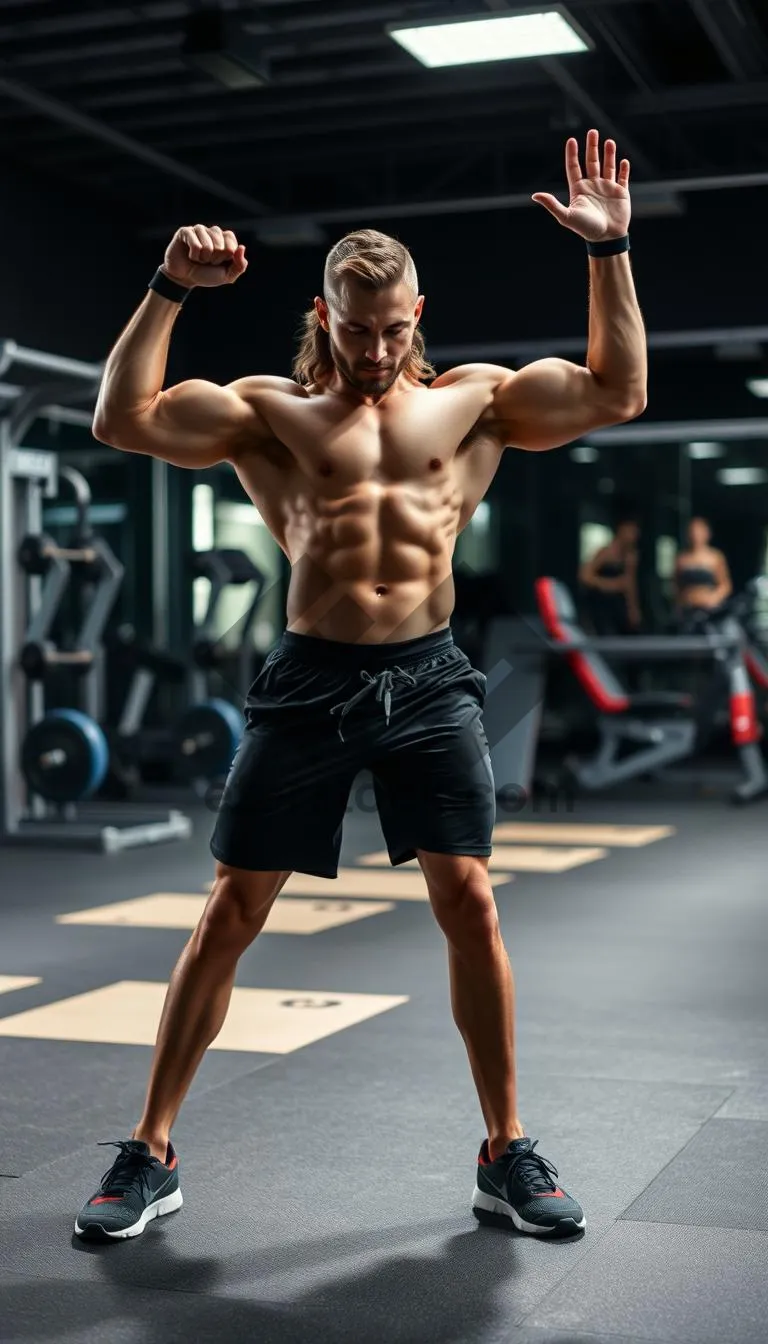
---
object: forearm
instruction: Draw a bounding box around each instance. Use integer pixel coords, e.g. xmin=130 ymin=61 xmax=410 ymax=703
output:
xmin=93 ymin=291 xmax=183 ymax=433
xmin=586 ymin=254 xmax=647 ymax=412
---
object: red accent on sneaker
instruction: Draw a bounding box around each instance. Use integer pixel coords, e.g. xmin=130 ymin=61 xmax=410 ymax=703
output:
xmin=91 ymin=1196 xmax=123 ymax=1205
xmin=167 ymin=1154 xmax=178 ymax=1171
xmin=537 ymin=1189 xmax=565 ymax=1198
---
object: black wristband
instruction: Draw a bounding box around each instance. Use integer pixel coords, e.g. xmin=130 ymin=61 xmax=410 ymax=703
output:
xmin=148 ymin=268 xmax=193 ymax=304
xmin=586 ymin=235 xmax=630 ymax=258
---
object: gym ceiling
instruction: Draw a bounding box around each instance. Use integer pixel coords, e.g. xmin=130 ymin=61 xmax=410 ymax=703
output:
xmin=2 ymin=1 xmax=768 ymax=487
xmin=1 ymin=0 xmax=767 ymax=237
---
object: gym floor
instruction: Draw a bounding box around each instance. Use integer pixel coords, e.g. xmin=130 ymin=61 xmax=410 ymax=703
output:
xmin=1 ymin=786 xmax=767 ymax=1344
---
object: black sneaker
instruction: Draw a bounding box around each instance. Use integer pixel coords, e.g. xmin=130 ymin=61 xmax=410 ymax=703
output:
xmin=74 ymin=1139 xmax=182 ymax=1241
xmin=473 ymin=1137 xmax=586 ymax=1238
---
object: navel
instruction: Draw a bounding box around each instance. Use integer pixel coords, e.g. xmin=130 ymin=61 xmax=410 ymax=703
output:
xmin=375 ymin=585 xmax=389 ymax=597
xmin=318 ymin=461 xmax=333 ymax=477
xmin=429 ymin=458 xmax=442 ymax=471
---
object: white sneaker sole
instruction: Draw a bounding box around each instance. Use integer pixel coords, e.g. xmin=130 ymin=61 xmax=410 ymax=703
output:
xmin=472 ymin=1185 xmax=586 ymax=1237
xmin=75 ymin=1188 xmax=183 ymax=1240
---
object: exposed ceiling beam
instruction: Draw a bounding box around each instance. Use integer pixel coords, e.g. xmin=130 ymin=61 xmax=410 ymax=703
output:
xmin=478 ymin=0 xmax=657 ymax=175
xmin=389 ymin=0 xmax=634 ymax=189
xmin=141 ymin=166 xmax=768 ymax=236
xmin=538 ymin=56 xmax=656 ymax=175
xmin=4 ymin=29 xmax=180 ymax=71
xmin=0 ymin=4 xmax=176 ymax=45
xmin=83 ymin=61 xmax=542 ymax=118
xmin=0 ymin=2 xmax=403 ymax=50
xmin=626 ymin=77 xmax=768 ymax=115
xmin=148 ymin=95 xmax=533 ymax=154
xmin=30 ymin=123 xmax=538 ymax=179
xmin=428 ymin=326 xmax=768 ymax=362
xmin=0 ymin=69 xmax=273 ymax=215
xmin=585 ymin=5 xmax=705 ymax=167
xmin=27 ymin=62 xmax=768 ymax=124
xmin=581 ymin=6 xmax=654 ymax=93
xmin=16 ymin=98 xmax=546 ymax=173
xmin=686 ymin=0 xmax=751 ymax=80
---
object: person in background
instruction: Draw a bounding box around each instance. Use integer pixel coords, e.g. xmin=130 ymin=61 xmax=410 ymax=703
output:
xmin=579 ymin=518 xmax=642 ymax=635
xmin=674 ymin=517 xmax=732 ymax=628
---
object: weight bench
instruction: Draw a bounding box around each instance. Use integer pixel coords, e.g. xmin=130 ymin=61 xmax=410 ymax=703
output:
xmin=534 ymin=577 xmax=698 ymax=788
xmin=483 ymin=586 xmax=767 ymax=804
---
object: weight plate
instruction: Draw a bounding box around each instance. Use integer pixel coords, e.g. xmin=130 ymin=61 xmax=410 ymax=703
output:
xmin=21 ymin=708 xmax=110 ymax=803
xmin=175 ymin=698 xmax=242 ymax=780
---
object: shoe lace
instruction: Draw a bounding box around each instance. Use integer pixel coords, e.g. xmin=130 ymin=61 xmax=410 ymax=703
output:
xmin=507 ymin=1140 xmax=559 ymax=1195
xmin=96 ymin=1141 xmax=156 ymax=1200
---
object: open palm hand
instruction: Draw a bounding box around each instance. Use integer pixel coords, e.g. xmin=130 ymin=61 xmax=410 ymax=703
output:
xmin=533 ymin=130 xmax=631 ymax=242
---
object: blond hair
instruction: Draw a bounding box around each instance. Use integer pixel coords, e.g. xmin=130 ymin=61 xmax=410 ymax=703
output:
xmin=292 ymin=229 xmax=435 ymax=387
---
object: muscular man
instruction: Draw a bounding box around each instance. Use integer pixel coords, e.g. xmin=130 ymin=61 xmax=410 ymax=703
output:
xmin=76 ymin=131 xmax=646 ymax=1244
xmin=579 ymin=517 xmax=642 ymax=635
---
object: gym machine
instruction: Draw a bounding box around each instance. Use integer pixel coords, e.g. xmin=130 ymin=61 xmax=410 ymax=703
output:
xmin=0 ymin=339 xmax=192 ymax=850
xmin=106 ymin=626 xmax=188 ymax=794
xmin=661 ymin=579 xmax=768 ymax=770
xmin=174 ymin=548 xmax=266 ymax=788
xmin=483 ymin=577 xmax=767 ymax=806
xmin=104 ymin=549 xmax=266 ymax=795
xmin=686 ymin=579 xmax=768 ymax=700
xmin=739 ymin=585 xmax=768 ymax=699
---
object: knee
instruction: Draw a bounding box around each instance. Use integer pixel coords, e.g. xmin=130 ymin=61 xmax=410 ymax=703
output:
xmin=197 ymin=870 xmax=281 ymax=953
xmin=429 ymin=873 xmax=499 ymax=946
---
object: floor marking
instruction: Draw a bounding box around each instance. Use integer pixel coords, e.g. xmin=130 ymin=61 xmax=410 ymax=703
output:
xmin=0 ymin=981 xmax=409 ymax=1054
xmin=0 ymin=975 xmax=41 ymax=996
xmin=492 ymin=823 xmax=675 ymax=847
xmin=358 ymin=847 xmax=607 ymax=873
xmin=58 ymin=894 xmax=395 ymax=934
xmin=283 ymin=868 xmax=515 ymax=901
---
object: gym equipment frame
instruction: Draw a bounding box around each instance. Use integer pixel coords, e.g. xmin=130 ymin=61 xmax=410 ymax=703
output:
xmin=0 ymin=339 xmax=192 ymax=851
xmin=483 ymin=579 xmax=767 ymax=806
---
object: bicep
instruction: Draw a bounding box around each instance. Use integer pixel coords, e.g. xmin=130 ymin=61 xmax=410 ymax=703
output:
xmin=493 ymin=358 xmax=637 ymax=452
xmin=93 ymin=378 xmax=261 ymax=468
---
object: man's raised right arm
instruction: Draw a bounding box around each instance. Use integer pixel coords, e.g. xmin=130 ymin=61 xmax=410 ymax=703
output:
xmin=93 ymin=225 xmax=262 ymax=468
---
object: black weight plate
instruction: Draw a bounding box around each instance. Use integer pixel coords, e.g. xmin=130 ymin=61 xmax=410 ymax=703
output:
xmin=175 ymin=698 xmax=242 ymax=780
xmin=20 ymin=709 xmax=110 ymax=803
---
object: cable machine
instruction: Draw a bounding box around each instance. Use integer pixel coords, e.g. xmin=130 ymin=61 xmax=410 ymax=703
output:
xmin=0 ymin=339 xmax=192 ymax=851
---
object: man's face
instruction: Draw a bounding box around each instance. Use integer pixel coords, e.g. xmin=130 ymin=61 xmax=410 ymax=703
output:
xmin=316 ymin=281 xmax=424 ymax=397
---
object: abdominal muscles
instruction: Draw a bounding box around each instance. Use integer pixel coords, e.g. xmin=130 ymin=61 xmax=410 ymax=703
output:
xmin=285 ymin=477 xmax=462 ymax=643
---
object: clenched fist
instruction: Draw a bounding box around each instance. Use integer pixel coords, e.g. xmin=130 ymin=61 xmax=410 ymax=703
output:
xmin=162 ymin=225 xmax=248 ymax=289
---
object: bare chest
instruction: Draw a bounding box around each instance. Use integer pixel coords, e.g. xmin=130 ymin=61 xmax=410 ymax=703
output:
xmin=256 ymin=383 xmax=498 ymax=486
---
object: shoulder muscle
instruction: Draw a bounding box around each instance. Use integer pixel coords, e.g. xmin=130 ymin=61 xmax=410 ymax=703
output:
xmin=431 ymin=363 xmax=510 ymax=391
xmin=229 ymin=374 xmax=307 ymax=402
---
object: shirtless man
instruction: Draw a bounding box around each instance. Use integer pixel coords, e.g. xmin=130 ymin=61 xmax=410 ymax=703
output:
xmin=76 ymin=131 xmax=646 ymax=1244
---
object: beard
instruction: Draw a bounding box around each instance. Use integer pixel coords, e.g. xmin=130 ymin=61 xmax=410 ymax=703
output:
xmin=329 ymin=336 xmax=407 ymax=397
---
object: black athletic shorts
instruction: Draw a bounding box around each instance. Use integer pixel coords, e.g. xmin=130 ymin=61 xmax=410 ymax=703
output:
xmin=210 ymin=627 xmax=495 ymax=878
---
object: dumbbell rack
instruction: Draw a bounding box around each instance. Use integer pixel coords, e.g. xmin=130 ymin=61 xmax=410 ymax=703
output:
xmin=0 ymin=339 xmax=192 ymax=851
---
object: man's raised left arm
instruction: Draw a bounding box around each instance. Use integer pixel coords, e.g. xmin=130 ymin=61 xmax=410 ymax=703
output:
xmin=489 ymin=129 xmax=647 ymax=451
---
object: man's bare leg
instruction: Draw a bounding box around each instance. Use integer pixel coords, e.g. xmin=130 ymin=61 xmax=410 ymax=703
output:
xmin=133 ymin=864 xmax=291 ymax=1159
xmin=418 ymin=852 xmax=524 ymax=1162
